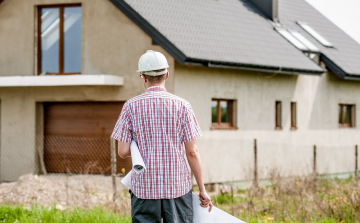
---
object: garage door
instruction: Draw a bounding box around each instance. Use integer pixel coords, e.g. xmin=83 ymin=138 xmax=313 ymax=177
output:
xmin=44 ymin=102 xmax=132 ymax=174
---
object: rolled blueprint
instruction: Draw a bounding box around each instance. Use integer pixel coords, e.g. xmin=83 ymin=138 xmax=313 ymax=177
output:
xmin=192 ymin=193 xmax=246 ymax=223
xmin=130 ymin=140 xmax=146 ymax=173
xmin=120 ymin=141 xmax=246 ymax=223
xmin=121 ymin=170 xmax=132 ymax=188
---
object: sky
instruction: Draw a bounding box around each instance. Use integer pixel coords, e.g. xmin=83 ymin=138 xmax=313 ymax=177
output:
xmin=305 ymin=0 xmax=360 ymax=44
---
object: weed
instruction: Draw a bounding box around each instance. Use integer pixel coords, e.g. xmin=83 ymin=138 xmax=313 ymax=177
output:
xmin=212 ymin=172 xmax=360 ymax=223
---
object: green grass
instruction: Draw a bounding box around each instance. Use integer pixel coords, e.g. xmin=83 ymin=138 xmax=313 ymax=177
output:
xmin=0 ymin=205 xmax=131 ymax=223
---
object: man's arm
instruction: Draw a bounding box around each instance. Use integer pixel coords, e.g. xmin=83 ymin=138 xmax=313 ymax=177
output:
xmin=185 ymin=140 xmax=213 ymax=212
xmin=118 ymin=141 xmax=131 ymax=158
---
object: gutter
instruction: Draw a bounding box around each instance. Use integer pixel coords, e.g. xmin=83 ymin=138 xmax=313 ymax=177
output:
xmin=343 ymin=76 xmax=360 ymax=81
xmin=185 ymin=59 xmax=324 ymax=76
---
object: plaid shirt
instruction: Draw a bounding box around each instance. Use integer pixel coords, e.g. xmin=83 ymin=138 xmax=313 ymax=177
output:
xmin=112 ymin=86 xmax=202 ymax=199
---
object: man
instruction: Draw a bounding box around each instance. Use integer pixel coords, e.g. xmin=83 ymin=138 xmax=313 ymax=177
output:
xmin=111 ymin=50 xmax=212 ymax=223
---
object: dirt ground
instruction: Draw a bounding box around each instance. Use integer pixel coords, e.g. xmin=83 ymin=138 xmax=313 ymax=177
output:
xmin=0 ymin=174 xmax=131 ymax=214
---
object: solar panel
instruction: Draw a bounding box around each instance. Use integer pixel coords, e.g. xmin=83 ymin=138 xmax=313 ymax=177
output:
xmin=297 ymin=22 xmax=333 ymax=47
xmin=289 ymin=30 xmax=320 ymax=52
xmin=275 ymin=28 xmax=308 ymax=51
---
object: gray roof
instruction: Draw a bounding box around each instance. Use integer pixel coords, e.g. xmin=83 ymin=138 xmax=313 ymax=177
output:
xmin=110 ymin=0 xmax=360 ymax=77
xmin=279 ymin=0 xmax=360 ymax=77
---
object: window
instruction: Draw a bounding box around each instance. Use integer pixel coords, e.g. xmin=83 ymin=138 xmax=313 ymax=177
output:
xmin=289 ymin=30 xmax=319 ymax=52
xmin=37 ymin=4 xmax=82 ymax=75
xmin=211 ymin=99 xmax=235 ymax=129
xmin=276 ymin=28 xmax=308 ymax=51
xmin=296 ymin=22 xmax=333 ymax=47
xmin=275 ymin=28 xmax=320 ymax=53
xmin=339 ymin=104 xmax=355 ymax=128
xmin=275 ymin=101 xmax=282 ymax=129
xmin=291 ymin=102 xmax=297 ymax=129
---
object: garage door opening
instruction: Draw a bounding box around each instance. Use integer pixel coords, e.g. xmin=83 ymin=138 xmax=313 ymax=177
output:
xmin=44 ymin=102 xmax=132 ymax=174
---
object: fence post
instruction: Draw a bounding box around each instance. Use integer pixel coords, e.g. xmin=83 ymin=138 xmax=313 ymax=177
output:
xmin=253 ymin=139 xmax=258 ymax=189
xmin=110 ymin=137 xmax=117 ymax=205
xmin=355 ymin=145 xmax=358 ymax=181
xmin=313 ymin=145 xmax=317 ymax=178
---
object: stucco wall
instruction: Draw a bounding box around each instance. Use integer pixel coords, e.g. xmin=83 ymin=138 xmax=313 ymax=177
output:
xmin=0 ymin=0 xmax=359 ymax=184
xmin=174 ymin=63 xmax=360 ymax=183
xmin=0 ymin=0 xmax=175 ymax=181
xmin=0 ymin=0 xmax=175 ymax=93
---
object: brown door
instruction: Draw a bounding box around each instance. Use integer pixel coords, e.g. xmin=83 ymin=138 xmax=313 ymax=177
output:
xmin=44 ymin=102 xmax=132 ymax=174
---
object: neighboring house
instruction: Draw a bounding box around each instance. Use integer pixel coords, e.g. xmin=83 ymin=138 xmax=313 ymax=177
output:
xmin=0 ymin=0 xmax=360 ymax=182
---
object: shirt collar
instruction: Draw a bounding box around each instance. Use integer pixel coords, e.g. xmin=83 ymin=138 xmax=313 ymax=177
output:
xmin=146 ymin=86 xmax=167 ymax=92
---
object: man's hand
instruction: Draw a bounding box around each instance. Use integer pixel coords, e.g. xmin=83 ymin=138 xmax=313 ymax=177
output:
xmin=199 ymin=190 xmax=213 ymax=212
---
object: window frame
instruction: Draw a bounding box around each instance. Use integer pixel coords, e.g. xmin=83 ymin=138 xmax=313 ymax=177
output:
xmin=291 ymin=102 xmax=297 ymax=130
xmin=275 ymin=101 xmax=282 ymax=130
xmin=211 ymin=99 xmax=236 ymax=130
xmin=37 ymin=4 xmax=82 ymax=75
xmin=339 ymin=104 xmax=355 ymax=128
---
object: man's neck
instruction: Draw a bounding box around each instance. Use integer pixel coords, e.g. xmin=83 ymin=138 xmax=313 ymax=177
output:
xmin=146 ymin=83 xmax=165 ymax=88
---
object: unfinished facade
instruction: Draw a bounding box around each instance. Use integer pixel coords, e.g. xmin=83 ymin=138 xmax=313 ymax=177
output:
xmin=0 ymin=0 xmax=360 ymax=183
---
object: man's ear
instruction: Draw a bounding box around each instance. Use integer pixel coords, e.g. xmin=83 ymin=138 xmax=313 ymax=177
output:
xmin=165 ymin=72 xmax=169 ymax=81
xmin=142 ymin=74 xmax=147 ymax=83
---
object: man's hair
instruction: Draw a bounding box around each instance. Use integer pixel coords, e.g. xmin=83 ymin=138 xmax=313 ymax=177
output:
xmin=142 ymin=69 xmax=167 ymax=84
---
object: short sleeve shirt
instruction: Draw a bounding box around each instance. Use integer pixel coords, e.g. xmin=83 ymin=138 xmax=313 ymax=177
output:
xmin=111 ymin=86 xmax=202 ymax=199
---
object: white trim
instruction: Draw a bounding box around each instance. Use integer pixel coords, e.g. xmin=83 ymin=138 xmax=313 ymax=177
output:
xmin=0 ymin=75 xmax=124 ymax=87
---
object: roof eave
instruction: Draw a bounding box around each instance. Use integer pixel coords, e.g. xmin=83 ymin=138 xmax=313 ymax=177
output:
xmin=185 ymin=58 xmax=324 ymax=76
xmin=320 ymin=54 xmax=360 ymax=80
xmin=343 ymin=76 xmax=360 ymax=81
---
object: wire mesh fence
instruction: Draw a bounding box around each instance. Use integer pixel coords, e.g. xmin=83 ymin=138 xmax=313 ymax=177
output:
xmin=0 ymin=135 xmax=359 ymax=213
xmin=43 ymin=135 xmax=116 ymax=174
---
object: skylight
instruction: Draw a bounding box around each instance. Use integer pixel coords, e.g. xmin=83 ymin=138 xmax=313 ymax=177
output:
xmin=275 ymin=28 xmax=308 ymax=51
xmin=289 ymin=30 xmax=320 ymax=52
xmin=275 ymin=28 xmax=320 ymax=53
xmin=296 ymin=22 xmax=333 ymax=47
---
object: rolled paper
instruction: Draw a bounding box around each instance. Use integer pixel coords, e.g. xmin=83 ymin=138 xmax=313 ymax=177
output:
xmin=121 ymin=170 xmax=132 ymax=188
xmin=130 ymin=140 xmax=146 ymax=173
xmin=192 ymin=193 xmax=246 ymax=223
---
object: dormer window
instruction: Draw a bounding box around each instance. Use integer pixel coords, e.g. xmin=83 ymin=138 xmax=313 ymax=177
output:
xmin=296 ymin=22 xmax=333 ymax=48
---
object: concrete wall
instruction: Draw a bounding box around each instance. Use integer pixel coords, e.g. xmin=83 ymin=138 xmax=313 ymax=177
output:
xmin=0 ymin=0 xmax=175 ymax=93
xmin=1 ymin=0 xmax=359 ymax=183
xmin=174 ymin=63 xmax=360 ymax=183
xmin=0 ymin=0 xmax=175 ymax=181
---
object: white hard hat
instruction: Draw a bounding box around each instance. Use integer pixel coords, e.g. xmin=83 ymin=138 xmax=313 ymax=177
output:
xmin=137 ymin=50 xmax=169 ymax=76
